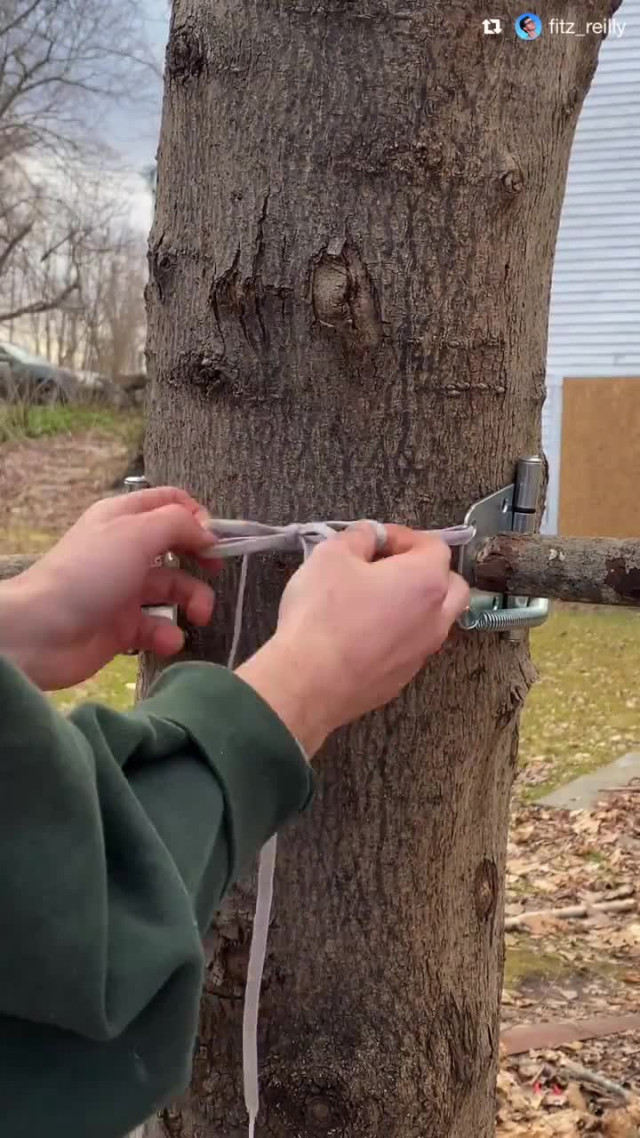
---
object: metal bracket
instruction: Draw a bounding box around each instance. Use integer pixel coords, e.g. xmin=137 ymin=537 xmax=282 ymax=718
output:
xmin=123 ymin=475 xmax=178 ymax=627
xmin=457 ymin=456 xmax=550 ymax=636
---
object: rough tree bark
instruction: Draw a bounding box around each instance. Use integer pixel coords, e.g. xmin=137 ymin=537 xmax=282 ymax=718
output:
xmin=141 ymin=3 xmax=616 ymax=1136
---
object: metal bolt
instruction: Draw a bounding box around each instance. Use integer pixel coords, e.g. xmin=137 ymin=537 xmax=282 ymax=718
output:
xmin=505 ymin=455 xmax=544 ymax=641
xmin=122 ymin=473 xmax=178 ymax=638
xmin=123 ymin=474 xmax=151 ymax=492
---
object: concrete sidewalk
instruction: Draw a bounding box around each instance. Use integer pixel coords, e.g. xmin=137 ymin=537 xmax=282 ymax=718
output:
xmin=539 ymin=752 xmax=640 ymax=809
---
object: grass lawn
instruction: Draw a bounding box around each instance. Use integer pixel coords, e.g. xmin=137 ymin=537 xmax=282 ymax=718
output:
xmin=0 ymin=401 xmax=143 ymax=448
xmin=1 ymin=400 xmax=143 ymax=711
xmin=519 ymin=604 xmax=640 ymax=798
xmin=51 ymin=655 xmax=139 ymax=714
xmin=47 ymin=606 xmax=640 ymax=804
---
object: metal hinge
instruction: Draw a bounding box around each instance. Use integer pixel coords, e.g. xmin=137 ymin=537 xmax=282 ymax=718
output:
xmin=457 ymin=455 xmax=550 ymax=638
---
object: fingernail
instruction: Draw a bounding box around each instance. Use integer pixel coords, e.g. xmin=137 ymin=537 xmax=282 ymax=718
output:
xmin=196 ymin=508 xmax=213 ymax=526
xmin=200 ymin=543 xmax=219 ymax=559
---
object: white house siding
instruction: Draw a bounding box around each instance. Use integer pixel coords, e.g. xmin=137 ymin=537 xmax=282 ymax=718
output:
xmin=541 ymin=375 xmax=564 ymax=533
xmin=541 ymin=0 xmax=640 ymax=531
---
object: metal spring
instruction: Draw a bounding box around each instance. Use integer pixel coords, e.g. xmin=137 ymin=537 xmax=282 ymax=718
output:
xmin=471 ymin=598 xmax=550 ymax=631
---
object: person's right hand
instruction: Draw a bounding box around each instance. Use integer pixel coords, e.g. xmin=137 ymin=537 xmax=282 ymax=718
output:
xmin=236 ymin=523 xmax=469 ymax=757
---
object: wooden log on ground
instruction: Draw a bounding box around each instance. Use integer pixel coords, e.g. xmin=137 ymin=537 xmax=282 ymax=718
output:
xmin=473 ymin=534 xmax=640 ymax=607
xmin=501 ymin=1014 xmax=640 ymax=1057
xmin=559 ymin=1059 xmax=631 ymax=1102
xmin=504 ymin=898 xmax=636 ymax=931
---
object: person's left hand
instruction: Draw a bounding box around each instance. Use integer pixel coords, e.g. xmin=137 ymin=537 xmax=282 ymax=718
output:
xmin=0 ymin=487 xmax=219 ymax=690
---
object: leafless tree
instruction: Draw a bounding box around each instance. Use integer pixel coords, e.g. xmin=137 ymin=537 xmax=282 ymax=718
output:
xmin=0 ymin=161 xmax=79 ymax=325
xmin=16 ymin=212 xmax=147 ymax=378
xmin=0 ymin=0 xmax=159 ymax=332
xmin=0 ymin=0 xmax=158 ymax=163
xmin=77 ymin=227 xmax=147 ymax=378
xmin=0 ymin=160 xmax=123 ymax=326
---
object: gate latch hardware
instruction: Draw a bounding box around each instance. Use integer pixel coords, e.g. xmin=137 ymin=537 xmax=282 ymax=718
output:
xmin=457 ymin=455 xmax=550 ymax=636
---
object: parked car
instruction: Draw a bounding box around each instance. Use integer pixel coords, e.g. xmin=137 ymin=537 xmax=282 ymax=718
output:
xmin=0 ymin=341 xmax=79 ymax=404
xmin=120 ymin=371 xmax=147 ymax=408
xmin=73 ymin=369 xmax=129 ymax=407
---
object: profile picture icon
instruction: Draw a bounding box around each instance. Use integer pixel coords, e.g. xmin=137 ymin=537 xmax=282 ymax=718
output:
xmin=516 ymin=13 xmax=542 ymax=39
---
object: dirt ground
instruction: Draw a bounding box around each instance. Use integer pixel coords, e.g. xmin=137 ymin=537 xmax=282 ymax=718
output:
xmin=0 ymin=431 xmax=127 ymax=551
xmin=2 ymin=430 xmax=639 ymax=1136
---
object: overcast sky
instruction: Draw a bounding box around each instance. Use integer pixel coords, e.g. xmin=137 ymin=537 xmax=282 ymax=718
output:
xmin=104 ymin=0 xmax=170 ymax=233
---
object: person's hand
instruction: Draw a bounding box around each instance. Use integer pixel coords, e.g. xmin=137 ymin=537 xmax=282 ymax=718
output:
xmin=0 ymin=488 xmax=218 ymax=690
xmin=236 ymin=523 xmax=469 ymax=757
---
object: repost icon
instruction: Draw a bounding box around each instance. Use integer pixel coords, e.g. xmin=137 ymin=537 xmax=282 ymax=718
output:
xmin=516 ymin=13 xmax=542 ymax=38
xmin=482 ymin=18 xmax=503 ymax=34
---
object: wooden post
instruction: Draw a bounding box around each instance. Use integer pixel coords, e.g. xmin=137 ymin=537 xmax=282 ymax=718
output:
xmin=473 ymin=534 xmax=640 ymax=607
xmin=3 ymin=537 xmax=640 ymax=608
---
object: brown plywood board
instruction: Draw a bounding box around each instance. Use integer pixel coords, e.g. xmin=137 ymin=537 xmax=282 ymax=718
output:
xmin=559 ymin=378 xmax=640 ymax=538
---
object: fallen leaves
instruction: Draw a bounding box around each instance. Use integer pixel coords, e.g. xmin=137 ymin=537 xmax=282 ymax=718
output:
xmin=508 ymin=858 xmax=537 ymax=878
xmin=565 ymin=1082 xmax=588 ymax=1112
xmin=497 ymin=1049 xmax=640 ymax=1136
xmin=505 ymin=794 xmax=640 ymax=970
xmin=601 ymin=1108 xmax=639 ymax=1138
xmin=622 ymin=925 xmax=640 ymax=945
xmin=499 ymin=786 xmax=640 ymax=1135
xmin=573 ymin=813 xmax=603 ymax=837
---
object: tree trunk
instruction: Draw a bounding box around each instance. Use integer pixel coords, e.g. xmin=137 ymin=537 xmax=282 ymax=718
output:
xmin=141 ymin=4 xmax=613 ymax=1135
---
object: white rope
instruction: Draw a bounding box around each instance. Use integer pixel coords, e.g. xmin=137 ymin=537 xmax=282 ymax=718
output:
xmin=227 ymin=555 xmax=249 ymax=671
xmin=208 ymin=516 xmax=475 ymax=1136
xmin=208 ymin=517 xmax=474 ymax=561
xmin=242 ymin=832 xmax=277 ymax=1138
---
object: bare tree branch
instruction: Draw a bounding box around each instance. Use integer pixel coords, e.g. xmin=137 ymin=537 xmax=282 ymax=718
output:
xmin=0 ymin=277 xmax=79 ymax=323
xmin=0 ymin=0 xmax=158 ymax=167
xmin=0 ymin=0 xmax=42 ymax=41
xmin=0 ymin=0 xmax=157 ymax=344
xmin=39 ymin=227 xmax=76 ymax=263
xmin=0 ymin=220 xmax=33 ymax=276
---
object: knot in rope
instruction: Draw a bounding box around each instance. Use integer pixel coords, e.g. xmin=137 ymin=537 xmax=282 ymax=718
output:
xmin=207 ymin=517 xmax=392 ymax=560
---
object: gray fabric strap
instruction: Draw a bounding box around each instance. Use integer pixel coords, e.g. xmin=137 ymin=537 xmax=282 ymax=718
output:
xmin=207 ymin=516 xmax=475 ymax=1137
xmin=207 ymin=518 xmax=475 ymax=562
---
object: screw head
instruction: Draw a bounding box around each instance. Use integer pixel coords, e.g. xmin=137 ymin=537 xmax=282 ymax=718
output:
xmin=123 ymin=475 xmax=150 ymax=492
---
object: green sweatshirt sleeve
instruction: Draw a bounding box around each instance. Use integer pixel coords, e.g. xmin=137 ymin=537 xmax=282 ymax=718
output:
xmin=0 ymin=655 xmax=312 ymax=1138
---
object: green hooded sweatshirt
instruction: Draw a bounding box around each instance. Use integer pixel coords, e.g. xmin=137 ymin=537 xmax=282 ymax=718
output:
xmin=0 ymin=655 xmax=312 ymax=1138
